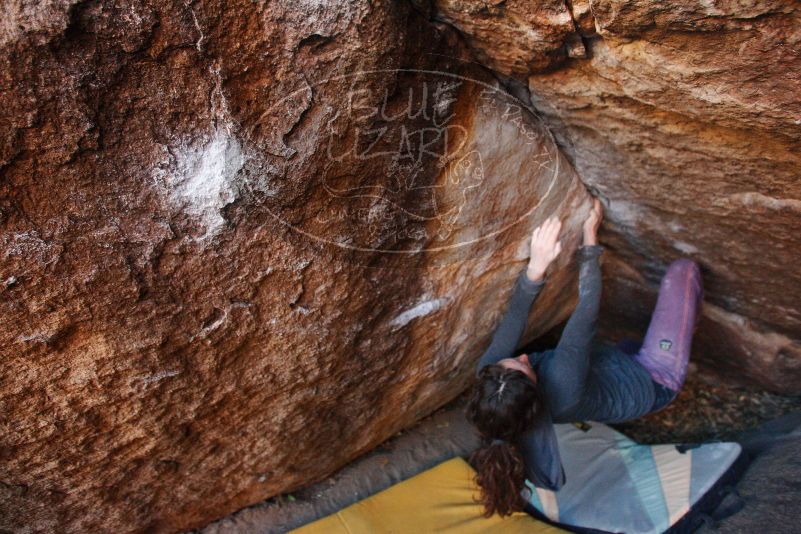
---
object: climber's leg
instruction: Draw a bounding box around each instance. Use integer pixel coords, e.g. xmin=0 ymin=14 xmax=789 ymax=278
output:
xmin=634 ymin=259 xmax=703 ymax=401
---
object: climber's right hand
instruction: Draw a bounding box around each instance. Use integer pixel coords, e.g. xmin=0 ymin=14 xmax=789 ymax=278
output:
xmin=527 ymin=216 xmax=563 ymax=282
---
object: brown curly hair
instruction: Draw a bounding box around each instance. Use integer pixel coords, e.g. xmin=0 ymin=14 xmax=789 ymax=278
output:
xmin=465 ymin=364 xmax=545 ymax=517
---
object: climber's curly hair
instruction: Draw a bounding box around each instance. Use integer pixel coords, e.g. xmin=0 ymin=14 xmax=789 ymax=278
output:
xmin=465 ymin=364 xmax=545 ymax=517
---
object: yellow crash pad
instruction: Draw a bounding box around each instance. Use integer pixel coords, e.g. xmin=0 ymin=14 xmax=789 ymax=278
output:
xmin=291 ymin=457 xmax=564 ymax=533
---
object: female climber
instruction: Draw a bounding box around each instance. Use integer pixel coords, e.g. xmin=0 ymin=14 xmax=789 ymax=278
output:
xmin=466 ymin=198 xmax=703 ymax=517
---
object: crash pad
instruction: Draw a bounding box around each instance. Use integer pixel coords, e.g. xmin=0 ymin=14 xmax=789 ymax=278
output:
xmin=291 ymin=456 xmax=564 ymax=533
xmin=525 ymin=423 xmax=742 ymax=534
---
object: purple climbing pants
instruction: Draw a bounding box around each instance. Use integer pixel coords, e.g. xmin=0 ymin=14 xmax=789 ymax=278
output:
xmin=633 ymin=258 xmax=704 ymax=393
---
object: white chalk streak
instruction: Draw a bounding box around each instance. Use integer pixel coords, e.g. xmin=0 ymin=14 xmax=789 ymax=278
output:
xmin=155 ymin=129 xmax=245 ymax=238
xmin=390 ymin=297 xmax=450 ymax=328
xmin=138 ymin=370 xmax=180 ymax=384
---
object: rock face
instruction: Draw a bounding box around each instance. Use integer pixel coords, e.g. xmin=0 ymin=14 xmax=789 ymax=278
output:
xmin=1 ymin=1 xmax=591 ymax=532
xmin=429 ymin=0 xmax=801 ymax=393
xmin=4 ymin=0 xmax=801 ymax=532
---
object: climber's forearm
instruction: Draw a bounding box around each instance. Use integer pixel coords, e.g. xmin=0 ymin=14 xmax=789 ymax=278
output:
xmin=548 ymin=245 xmax=603 ymax=416
xmin=475 ymin=271 xmax=544 ymax=374
xmin=476 ymin=216 xmax=563 ymax=374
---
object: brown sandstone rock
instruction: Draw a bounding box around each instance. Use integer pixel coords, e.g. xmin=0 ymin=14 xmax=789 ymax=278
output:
xmin=426 ymin=0 xmax=801 ymax=393
xmin=7 ymin=0 xmax=800 ymax=531
xmin=0 ymin=1 xmax=589 ymax=532
xmin=428 ymin=0 xmax=579 ymax=76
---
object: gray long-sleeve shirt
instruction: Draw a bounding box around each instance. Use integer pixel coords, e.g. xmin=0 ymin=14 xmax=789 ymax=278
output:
xmin=475 ymin=245 xmax=656 ymax=490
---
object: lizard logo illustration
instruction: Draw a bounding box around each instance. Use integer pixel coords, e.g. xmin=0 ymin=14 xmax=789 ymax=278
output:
xmin=320 ymin=143 xmax=485 ymax=241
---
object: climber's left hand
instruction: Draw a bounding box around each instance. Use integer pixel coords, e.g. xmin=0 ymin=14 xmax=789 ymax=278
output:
xmin=583 ymin=198 xmax=603 ymax=246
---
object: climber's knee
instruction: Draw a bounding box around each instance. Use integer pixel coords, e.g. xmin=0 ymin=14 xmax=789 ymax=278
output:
xmin=664 ymin=258 xmax=703 ymax=296
xmin=667 ymin=258 xmax=699 ymax=277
